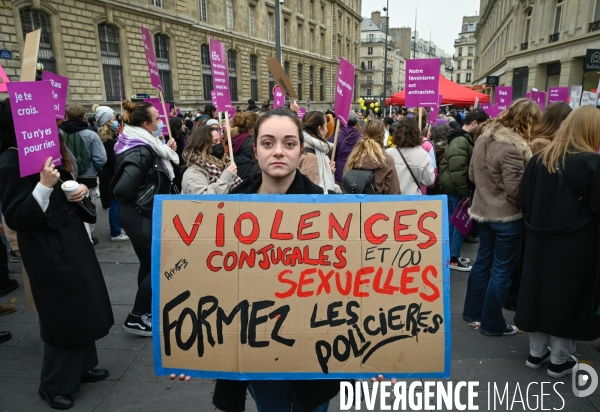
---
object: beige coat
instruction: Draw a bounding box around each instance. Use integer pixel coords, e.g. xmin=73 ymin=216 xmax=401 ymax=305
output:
xmin=468 ymin=123 xmax=532 ymax=222
xmin=530 ymin=137 xmax=551 ymax=155
xmin=181 ymin=165 xmax=238 ymax=194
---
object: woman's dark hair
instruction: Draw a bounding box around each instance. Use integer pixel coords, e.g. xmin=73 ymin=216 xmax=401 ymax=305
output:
xmin=183 ymin=125 xmax=228 ymax=168
xmin=253 ymin=108 xmax=304 ymax=146
xmin=531 ymin=102 xmax=572 ymax=142
xmin=169 ymin=117 xmax=185 ymax=139
xmin=122 ymin=100 xmax=153 ymax=126
xmin=302 ymin=111 xmax=327 ymax=141
xmin=393 ymin=117 xmax=422 ymax=148
xmin=0 ymin=98 xmax=17 ymax=153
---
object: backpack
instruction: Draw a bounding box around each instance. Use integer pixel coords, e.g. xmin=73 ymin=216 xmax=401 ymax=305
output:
xmin=341 ymin=169 xmax=375 ymax=194
xmin=65 ymin=132 xmax=91 ymax=173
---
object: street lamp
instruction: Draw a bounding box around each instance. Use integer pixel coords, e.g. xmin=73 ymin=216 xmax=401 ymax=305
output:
xmin=382 ymin=0 xmax=389 ymax=117
xmin=275 ymin=0 xmax=283 ymax=63
xmin=35 ymin=62 xmax=44 ymax=81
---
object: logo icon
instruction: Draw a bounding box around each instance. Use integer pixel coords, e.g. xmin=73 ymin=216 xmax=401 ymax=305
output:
xmin=591 ymin=51 xmax=600 ymax=65
xmin=572 ymin=363 xmax=598 ymax=397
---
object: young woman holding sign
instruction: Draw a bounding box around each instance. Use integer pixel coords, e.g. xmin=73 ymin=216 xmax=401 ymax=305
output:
xmin=0 ymin=98 xmax=113 ymax=410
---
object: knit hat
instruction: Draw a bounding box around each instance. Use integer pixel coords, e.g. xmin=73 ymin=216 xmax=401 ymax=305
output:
xmin=325 ymin=114 xmax=335 ymax=138
xmin=95 ymin=105 xmax=114 ymax=127
xmin=206 ymin=119 xmax=219 ymax=127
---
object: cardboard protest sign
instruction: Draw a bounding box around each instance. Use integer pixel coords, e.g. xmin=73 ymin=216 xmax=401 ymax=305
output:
xmin=266 ymin=57 xmax=298 ymax=100
xmin=143 ymin=97 xmax=170 ymax=135
xmin=42 ymin=71 xmax=68 ymax=120
xmin=273 ymin=86 xmax=285 ymax=109
xmin=333 ymin=57 xmax=355 ymax=126
xmin=569 ymin=85 xmax=583 ymax=109
xmin=405 ymin=58 xmax=441 ymax=108
xmin=0 ymin=63 xmax=10 ymax=93
xmin=209 ymin=38 xmax=232 ymax=109
xmin=581 ymin=91 xmax=599 ymax=107
xmin=548 ymin=87 xmax=569 ymax=104
xmin=152 ymin=195 xmax=450 ymax=380
xmin=20 ymin=29 xmax=41 ymax=81
xmin=428 ymin=95 xmax=443 ymax=123
xmin=7 ymin=81 xmax=61 ymax=177
xmin=140 ymin=26 xmax=163 ymax=91
xmin=494 ymin=86 xmax=512 ymax=111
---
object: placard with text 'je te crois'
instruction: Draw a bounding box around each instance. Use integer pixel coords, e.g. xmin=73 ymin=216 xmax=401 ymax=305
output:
xmin=151 ymin=195 xmax=451 ymax=380
xmin=7 ymin=81 xmax=61 ymax=177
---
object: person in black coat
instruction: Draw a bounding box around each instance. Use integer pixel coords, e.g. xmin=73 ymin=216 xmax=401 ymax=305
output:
xmin=230 ymin=111 xmax=259 ymax=181
xmin=515 ymin=106 xmax=600 ymax=379
xmin=0 ymin=98 xmax=113 ymax=409
xmin=110 ymin=100 xmax=179 ymax=337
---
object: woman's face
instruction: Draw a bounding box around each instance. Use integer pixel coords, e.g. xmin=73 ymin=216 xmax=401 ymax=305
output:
xmin=211 ymin=130 xmax=221 ymax=145
xmin=318 ymin=120 xmax=327 ymax=139
xmin=143 ymin=107 xmax=160 ymax=133
xmin=254 ymin=116 xmax=302 ymax=179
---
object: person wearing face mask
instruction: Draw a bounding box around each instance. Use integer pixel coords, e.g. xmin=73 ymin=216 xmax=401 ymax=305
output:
xmin=110 ymin=100 xmax=179 ymax=336
xmin=96 ymin=106 xmax=129 ymax=242
xmin=181 ymin=125 xmax=242 ymax=194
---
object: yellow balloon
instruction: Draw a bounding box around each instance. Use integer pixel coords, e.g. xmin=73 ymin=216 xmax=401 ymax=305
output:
xmin=361 ymin=106 xmax=366 ymax=111
xmin=358 ymin=97 xmax=364 ymax=103
xmin=375 ymin=102 xmax=379 ymax=107
xmin=370 ymin=103 xmax=375 ymax=108
xmin=374 ymin=108 xmax=379 ymax=113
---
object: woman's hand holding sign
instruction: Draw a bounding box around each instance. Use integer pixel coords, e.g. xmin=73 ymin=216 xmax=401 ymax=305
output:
xmin=40 ymin=157 xmax=60 ymax=189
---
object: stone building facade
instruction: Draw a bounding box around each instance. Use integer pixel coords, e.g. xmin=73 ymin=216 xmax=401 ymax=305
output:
xmin=454 ymin=16 xmax=478 ymax=86
xmin=0 ymin=0 xmax=362 ymax=111
xmin=474 ymin=0 xmax=600 ymax=100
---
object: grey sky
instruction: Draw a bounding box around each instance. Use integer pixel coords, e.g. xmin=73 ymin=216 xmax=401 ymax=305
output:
xmin=360 ymin=0 xmax=481 ymax=56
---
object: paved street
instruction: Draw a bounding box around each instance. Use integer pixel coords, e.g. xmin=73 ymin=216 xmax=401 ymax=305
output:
xmin=2 ymin=204 xmax=600 ymax=411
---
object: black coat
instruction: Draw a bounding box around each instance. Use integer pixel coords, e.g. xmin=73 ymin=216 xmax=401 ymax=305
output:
xmin=233 ymin=135 xmax=257 ymax=181
xmin=99 ymin=133 xmax=117 ymax=209
xmin=515 ymin=152 xmax=600 ymax=341
xmin=0 ymin=149 xmax=114 ymax=347
xmin=215 ymin=170 xmax=340 ymax=412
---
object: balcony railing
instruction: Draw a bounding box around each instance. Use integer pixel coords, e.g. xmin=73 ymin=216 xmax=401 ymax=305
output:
xmin=521 ymin=42 xmax=529 ymax=50
xmin=549 ymin=33 xmax=560 ymax=43
xmin=589 ymin=20 xmax=600 ymax=33
xmin=454 ymin=37 xmax=476 ymax=44
xmin=386 ymin=67 xmax=393 ymax=72
xmin=361 ymin=80 xmax=374 ymax=85
xmin=468 ymin=53 xmax=474 ymax=56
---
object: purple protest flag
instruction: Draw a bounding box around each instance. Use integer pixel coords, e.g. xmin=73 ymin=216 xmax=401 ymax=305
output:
xmin=428 ymin=94 xmax=443 ymax=123
xmin=209 ymin=38 xmax=232 ymax=111
xmin=494 ymin=86 xmax=512 ymax=111
xmin=140 ymin=26 xmax=163 ymax=91
xmin=405 ymin=58 xmax=441 ymax=108
xmin=333 ymin=57 xmax=355 ymax=126
xmin=7 ymin=81 xmax=62 ymax=177
xmin=273 ymin=86 xmax=285 ymax=109
xmin=486 ymin=104 xmax=502 ymax=118
xmin=548 ymin=87 xmax=569 ymax=104
xmin=144 ymin=98 xmax=170 ymax=136
xmin=297 ymin=107 xmax=307 ymax=120
xmin=118 ymin=69 xmax=123 ymax=101
xmin=0 ymin=63 xmax=10 ymax=93
xmin=211 ymin=90 xmax=218 ymax=108
xmin=481 ymin=103 xmax=490 ymax=111
xmin=42 ymin=71 xmax=68 ymax=120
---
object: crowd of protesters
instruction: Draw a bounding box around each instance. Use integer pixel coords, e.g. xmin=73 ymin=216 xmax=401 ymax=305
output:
xmin=0 ymin=92 xmax=599 ymax=410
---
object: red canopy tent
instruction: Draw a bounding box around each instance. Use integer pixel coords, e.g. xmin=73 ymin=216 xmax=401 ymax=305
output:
xmin=386 ymin=75 xmax=491 ymax=107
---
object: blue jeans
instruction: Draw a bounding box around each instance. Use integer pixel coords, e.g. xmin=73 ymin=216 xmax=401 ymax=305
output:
xmin=447 ymin=193 xmax=466 ymax=258
xmin=462 ymin=219 xmax=524 ymax=335
xmin=248 ymin=381 xmax=330 ymax=412
xmin=109 ymin=199 xmax=122 ymax=237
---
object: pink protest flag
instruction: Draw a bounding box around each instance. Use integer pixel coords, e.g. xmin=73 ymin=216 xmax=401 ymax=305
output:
xmin=140 ymin=26 xmax=163 ymax=91
xmin=42 ymin=71 xmax=68 ymax=120
xmin=209 ymin=38 xmax=232 ymax=111
xmin=333 ymin=57 xmax=355 ymax=126
xmin=405 ymin=58 xmax=441 ymax=108
xmin=143 ymin=98 xmax=170 ymax=135
xmin=7 ymin=81 xmax=62 ymax=177
xmin=428 ymin=94 xmax=443 ymax=123
xmin=297 ymin=107 xmax=307 ymax=120
xmin=481 ymin=103 xmax=490 ymax=111
xmin=273 ymin=86 xmax=285 ymax=109
xmin=0 ymin=63 xmax=10 ymax=93
xmin=494 ymin=86 xmax=512 ymax=111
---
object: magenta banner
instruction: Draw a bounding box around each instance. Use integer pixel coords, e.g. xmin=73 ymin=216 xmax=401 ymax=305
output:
xmin=537 ymin=91 xmax=547 ymax=111
xmin=0 ymin=63 xmax=9 ymax=93
xmin=211 ymin=91 xmax=218 ymax=108
xmin=548 ymin=87 xmax=569 ymax=105
xmin=140 ymin=26 xmax=163 ymax=91
xmin=41 ymin=71 xmax=68 ymax=120
xmin=405 ymin=58 xmax=440 ymax=108
xmin=297 ymin=107 xmax=306 ymax=120
xmin=7 ymin=81 xmax=62 ymax=177
xmin=494 ymin=86 xmax=512 ymax=111
xmin=209 ymin=38 xmax=232 ymax=111
xmin=273 ymin=86 xmax=285 ymax=109
xmin=481 ymin=103 xmax=490 ymax=111
xmin=486 ymin=104 xmax=502 ymax=118
xmin=333 ymin=57 xmax=355 ymax=126
xmin=144 ymin=98 xmax=170 ymax=136
xmin=428 ymin=95 xmax=443 ymax=123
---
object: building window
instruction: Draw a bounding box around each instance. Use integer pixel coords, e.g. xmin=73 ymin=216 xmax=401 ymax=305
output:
xmin=468 ymin=46 xmax=474 ymax=56
xmin=19 ymin=9 xmax=56 ymax=74
xmin=456 ymin=73 xmax=461 ymax=83
xmin=297 ymin=25 xmax=302 ymax=49
xmin=366 ymin=88 xmax=371 ymax=96
xmin=466 ymin=73 xmax=472 ymax=83
xmin=201 ymin=44 xmax=212 ymax=101
xmin=595 ymin=0 xmax=600 ymax=22
xmin=309 ymin=0 xmax=314 ymax=19
xmin=525 ymin=9 xmax=532 ymax=42
xmin=284 ymin=19 xmax=289 ymax=45
xmin=98 ymin=24 xmax=123 ymax=101
xmin=338 ymin=39 xmax=341 ymax=58
xmin=367 ymin=74 xmax=372 ymax=83
xmin=320 ymin=33 xmax=325 ymax=55
xmin=309 ymin=66 xmax=314 ymax=101
xmin=297 ymin=64 xmax=303 ymax=100
xmin=368 ymin=47 xmax=373 ymax=55
xmin=321 ymin=5 xmax=325 ymax=22
xmin=155 ymin=34 xmax=173 ymax=100
xmin=457 ymin=61 xmax=461 ymax=70
xmin=367 ymin=60 xmax=373 ymax=70
xmin=553 ymin=0 xmax=563 ymax=34
xmin=467 ymin=60 xmax=472 ymax=69
xmin=249 ymin=6 xmax=255 ymax=36
xmin=458 ymin=47 xmax=462 ymax=56
xmin=250 ymin=55 xmax=258 ymax=101
xmin=297 ymin=0 xmax=302 ymax=14
xmin=226 ymin=0 xmax=234 ymax=29
xmin=268 ymin=13 xmax=274 ymax=41
xmin=319 ymin=67 xmax=324 ymax=100
xmin=228 ymin=50 xmax=238 ymax=101
xmin=284 ymin=61 xmax=290 ymax=77
xmin=368 ymin=33 xmax=374 ymax=42
xmin=200 ymin=0 xmax=208 ymax=21
xmin=269 ymin=72 xmax=275 ymax=100
xmin=309 ymin=29 xmax=314 ymax=52
xmin=152 ymin=0 xmax=162 ymax=7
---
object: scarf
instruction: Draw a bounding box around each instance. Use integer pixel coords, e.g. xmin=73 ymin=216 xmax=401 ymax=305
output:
xmin=186 ymin=152 xmax=243 ymax=191
xmin=114 ymin=125 xmax=179 ymax=180
xmin=60 ymin=120 xmax=89 ymax=133
xmin=231 ymin=132 xmax=251 ymax=154
xmin=303 ymin=132 xmax=337 ymax=193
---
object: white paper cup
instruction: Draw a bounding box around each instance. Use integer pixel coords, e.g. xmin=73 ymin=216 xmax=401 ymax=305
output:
xmin=61 ymin=180 xmax=80 ymax=200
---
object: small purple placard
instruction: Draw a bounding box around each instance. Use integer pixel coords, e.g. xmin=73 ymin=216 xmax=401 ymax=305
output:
xmin=494 ymin=86 xmax=512 ymax=111
xmin=548 ymin=87 xmax=569 ymax=105
xmin=209 ymin=38 xmax=232 ymax=111
xmin=333 ymin=57 xmax=355 ymax=127
xmin=140 ymin=26 xmax=163 ymax=91
xmin=405 ymin=58 xmax=441 ymax=108
xmin=273 ymin=86 xmax=285 ymax=109
xmin=297 ymin=107 xmax=306 ymax=120
xmin=428 ymin=95 xmax=443 ymax=123
xmin=42 ymin=71 xmax=68 ymax=120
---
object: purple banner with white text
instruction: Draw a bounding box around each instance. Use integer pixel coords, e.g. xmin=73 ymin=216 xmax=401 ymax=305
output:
xmin=333 ymin=57 xmax=355 ymax=126
xmin=209 ymin=38 xmax=232 ymax=111
xmin=140 ymin=26 xmax=163 ymax=91
xmin=274 ymin=86 xmax=285 ymax=109
xmin=494 ymin=86 xmax=512 ymax=111
xmin=548 ymin=87 xmax=569 ymax=105
xmin=42 ymin=71 xmax=68 ymax=120
xmin=405 ymin=58 xmax=441 ymax=108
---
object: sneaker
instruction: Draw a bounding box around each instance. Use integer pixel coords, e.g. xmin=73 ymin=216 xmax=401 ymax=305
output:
xmin=481 ymin=324 xmax=519 ymax=336
xmin=123 ymin=313 xmax=152 ymax=336
xmin=450 ymin=259 xmax=472 ymax=272
xmin=9 ymin=251 xmax=21 ymax=262
xmin=0 ymin=279 xmax=19 ymax=297
xmin=468 ymin=321 xmax=481 ymax=330
xmin=547 ymin=355 xmax=578 ymax=378
xmin=458 ymin=256 xmax=471 ymax=265
xmin=0 ymin=304 xmax=17 ymax=316
xmin=526 ymin=348 xmax=551 ymax=369
xmin=111 ymin=234 xmax=130 ymax=242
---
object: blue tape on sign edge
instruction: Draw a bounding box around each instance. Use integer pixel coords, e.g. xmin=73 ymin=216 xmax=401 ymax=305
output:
xmin=152 ymin=194 xmax=451 ymax=380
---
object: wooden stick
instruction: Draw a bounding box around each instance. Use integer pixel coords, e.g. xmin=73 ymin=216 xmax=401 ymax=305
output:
xmin=330 ymin=119 xmax=341 ymax=161
xmin=418 ymin=107 xmax=422 ymax=135
xmin=158 ymin=89 xmax=172 ymax=140
xmin=224 ymin=110 xmax=235 ymax=165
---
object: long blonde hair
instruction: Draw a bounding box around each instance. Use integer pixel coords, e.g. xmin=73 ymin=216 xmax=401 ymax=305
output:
xmin=540 ymin=106 xmax=600 ymax=173
xmin=97 ymin=123 xmax=114 ymax=142
xmin=487 ymin=98 xmax=542 ymax=141
xmin=344 ymin=119 xmax=388 ymax=172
